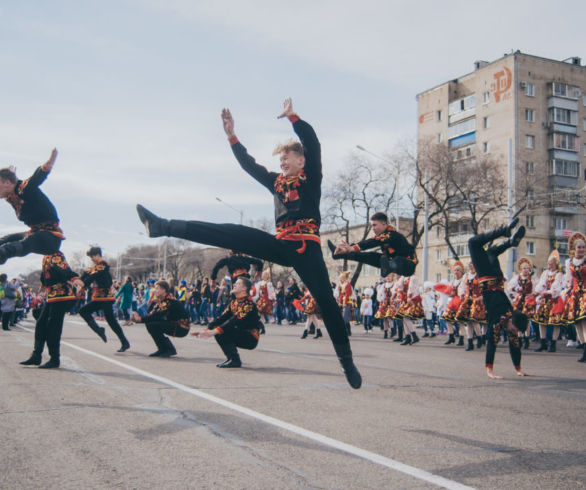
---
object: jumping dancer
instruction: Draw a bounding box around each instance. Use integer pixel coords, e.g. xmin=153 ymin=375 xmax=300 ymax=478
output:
xmin=131 ymin=280 xmax=190 ymax=357
xmin=79 ymin=246 xmax=130 ymax=352
xmin=192 ymin=276 xmax=262 ymax=368
xmin=328 ymin=212 xmax=417 ymax=277
xmin=0 ymin=149 xmax=64 ymax=264
xmin=136 ymin=99 xmax=361 ymax=388
xmin=20 ymin=251 xmax=84 ymax=369
xmin=467 ymin=219 xmax=529 ymax=379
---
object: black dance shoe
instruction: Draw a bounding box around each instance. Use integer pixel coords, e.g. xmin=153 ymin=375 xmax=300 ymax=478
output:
xmin=506 ymin=217 xmax=520 ymax=236
xmin=136 ymin=204 xmax=169 ymax=238
xmin=511 ymin=226 xmax=526 ymax=247
xmin=117 ymin=340 xmax=130 ymax=352
xmin=313 ymin=329 xmax=323 ymax=339
xmin=300 ymin=329 xmax=308 ymax=339
xmin=38 ymin=358 xmax=60 ymax=369
xmin=97 ymin=327 xmax=107 ymax=343
xmin=217 ymin=357 xmax=242 ymax=368
xmin=20 ymin=353 xmax=42 ymax=366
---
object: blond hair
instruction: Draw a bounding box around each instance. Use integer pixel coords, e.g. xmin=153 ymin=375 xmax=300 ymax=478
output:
xmin=272 ymin=139 xmax=304 ymax=156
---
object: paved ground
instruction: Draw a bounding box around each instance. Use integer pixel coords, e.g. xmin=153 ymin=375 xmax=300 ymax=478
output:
xmin=1 ymin=317 xmax=585 ymax=489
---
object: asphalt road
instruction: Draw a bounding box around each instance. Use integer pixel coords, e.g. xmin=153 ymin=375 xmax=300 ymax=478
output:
xmin=1 ymin=317 xmax=585 ymax=489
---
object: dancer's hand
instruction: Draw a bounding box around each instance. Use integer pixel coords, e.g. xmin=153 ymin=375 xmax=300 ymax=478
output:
xmin=192 ymin=328 xmax=216 ymax=339
xmin=486 ymin=368 xmax=503 ymax=380
xmin=42 ymin=148 xmax=58 ymax=172
xmin=335 ymin=240 xmax=353 ymax=254
xmin=221 ymin=108 xmax=235 ymax=137
xmin=277 ymin=97 xmax=294 ymax=119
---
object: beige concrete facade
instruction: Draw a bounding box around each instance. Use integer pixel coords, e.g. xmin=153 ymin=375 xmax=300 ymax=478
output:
xmin=416 ymin=52 xmax=586 ymax=283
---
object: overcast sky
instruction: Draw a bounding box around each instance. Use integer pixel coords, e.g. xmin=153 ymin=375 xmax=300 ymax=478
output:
xmin=1 ymin=0 xmax=585 ymax=277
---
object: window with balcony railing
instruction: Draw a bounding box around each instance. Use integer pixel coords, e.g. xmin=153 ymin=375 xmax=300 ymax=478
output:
xmin=550 ymin=133 xmax=577 ymax=151
xmin=549 ymin=159 xmax=579 ymax=177
xmin=549 ymin=107 xmax=577 ymax=125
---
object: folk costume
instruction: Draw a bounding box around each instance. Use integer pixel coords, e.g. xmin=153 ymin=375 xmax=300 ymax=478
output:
xmin=439 ymin=262 xmax=464 ymax=345
xmin=467 ymin=221 xmax=528 ymax=375
xmin=562 ymin=232 xmax=586 ymax=362
xmin=135 ymin=294 xmax=190 ymax=357
xmin=508 ymin=258 xmax=537 ymax=349
xmin=79 ymin=258 xmax=130 ymax=352
xmin=337 ymin=274 xmax=354 ymax=336
xmin=533 ymin=250 xmax=564 ymax=352
xmin=328 ymin=226 xmax=417 ymax=278
xmin=0 ymin=163 xmax=64 ymax=264
xmin=137 ymin=111 xmax=361 ymax=388
xmin=20 ymin=252 xmax=80 ymax=369
xmin=396 ymin=275 xmax=424 ymax=345
xmin=455 ymin=268 xmax=485 ymax=350
xmin=207 ymin=295 xmax=262 ymax=368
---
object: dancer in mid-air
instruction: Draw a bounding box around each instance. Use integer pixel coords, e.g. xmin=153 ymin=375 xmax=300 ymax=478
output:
xmin=0 ymin=149 xmax=64 ymax=264
xmin=136 ymin=98 xmax=361 ymax=388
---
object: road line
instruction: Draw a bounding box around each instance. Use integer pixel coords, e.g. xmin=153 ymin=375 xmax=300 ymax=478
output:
xmin=16 ymin=324 xmax=474 ymax=490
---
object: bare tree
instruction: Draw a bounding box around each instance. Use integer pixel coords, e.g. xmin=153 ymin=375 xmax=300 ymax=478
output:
xmin=322 ymin=153 xmax=398 ymax=286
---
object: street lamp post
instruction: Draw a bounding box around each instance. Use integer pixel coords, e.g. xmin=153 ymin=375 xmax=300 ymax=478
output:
xmin=216 ymin=196 xmax=244 ymax=225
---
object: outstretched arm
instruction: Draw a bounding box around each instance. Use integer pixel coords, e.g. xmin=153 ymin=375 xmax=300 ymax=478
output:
xmin=222 ymin=108 xmax=277 ymax=192
xmin=41 ymin=148 xmax=58 ymax=173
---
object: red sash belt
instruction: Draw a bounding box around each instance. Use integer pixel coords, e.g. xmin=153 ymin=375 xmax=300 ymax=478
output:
xmin=275 ymin=219 xmax=320 ymax=254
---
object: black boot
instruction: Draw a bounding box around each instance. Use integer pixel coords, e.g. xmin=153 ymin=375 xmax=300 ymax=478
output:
xmin=390 ymin=326 xmax=397 ymax=338
xmin=411 ymin=331 xmax=420 ymax=344
xmin=457 ymin=335 xmax=464 ymax=346
xmin=333 ymin=343 xmax=361 ymax=389
xmin=159 ymin=337 xmax=177 ymax=357
xmin=476 ymin=335 xmax=484 ymax=349
xmin=83 ymin=315 xmax=108 ymax=343
xmin=444 ymin=333 xmax=455 ymax=345
xmin=136 ymin=204 xmax=171 ymax=238
xmin=38 ymin=358 xmax=60 ymax=369
xmin=217 ymin=353 xmax=242 ymax=368
xmin=313 ymin=329 xmax=323 ymax=339
xmin=383 ymin=330 xmax=388 ymax=339
xmin=400 ymin=335 xmax=412 ymax=345
xmin=20 ymin=352 xmax=42 ymax=366
xmin=301 ymin=329 xmax=308 ymax=339
xmin=117 ymin=339 xmax=131 ymax=352
xmin=465 ymin=339 xmax=474 ymax=351
xmin=511 ymin=226 xmax=526 ymax=247
xmin=523 ymin=337 xmax=530 ymax=350
xmin=578 ymin=345 xmax=586 ymax=363
xmin=345 ymin=322 xmax=352 ymax=336
xmin=547 ymin=340 xmax=556 ymax=353
xmin=0 ymin=241 xmax=25 ymax=265
xmin=308 ymin=323 xmax=315 ymax=335
xmin=535 ymin=339 xmax=548 ymax=352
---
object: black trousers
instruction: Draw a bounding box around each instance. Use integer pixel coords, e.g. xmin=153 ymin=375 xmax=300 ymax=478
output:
xmin=469 ymin=230 xmax=521 ymax=368
xmin=215 ymin=328 xmax=259 ymax=359
xmin=335 ymin=250 xmax=416 ymax=277
xmin=145 ymin=321 xmax=189 ymax=350
xmin=79 ymin=301 xmax=128 ymax=344
xmin=0 ymin=231 xmax=62 ymax=261
xmin=2 ymin=311 xmax=14 ymax=330
xmin=167 ymin=220 xmax=350 ymax=346
xmin=31 ymin=301 xmax=73 ymax=360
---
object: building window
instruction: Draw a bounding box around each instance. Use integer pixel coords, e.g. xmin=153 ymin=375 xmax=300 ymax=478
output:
xmin=527 ymin=189 xmax=535 ymax=201
xmin=551 ymin=133 xmax=577 ymax=151
xmin=551 ymin=82 xmax=579 ymax=100
xmin=483 ymin=142 xmax=490 ymax=153
xmin=436 ymin=273 xmax=442 ymax=283
xmin=584 ymin=143 xmax=586 ymax=157
xmin=555 ymin=217 xmax=568 ymax=230
xmin=526 ymin=135 xmax=535 ymax=149
xmin=526 ymin=241 xmax=535 ymax=255
xmin=437 ymin=133 xmax=443 ymax=143
xmin=483 ymin=117 xmax=490 ymax=129
xmin=549 ymin=159 xmax=578 ymax=178
xmin=525 ymin=109 xmax=535 ymax=122
xmin=583 ymin=94 xmax=586 ymax=106
xmin=549 ymin=108 xmax=576 ymax=125
xmin=436 ymin=249 xmax=441 ymax=261
xmin=483 ymin=91 xmax=490 ymax=103
xmin=525 ymin=83 xmax=535 ymax=97
xmin=448 ymin=118 xmax=476 ymax=139
xmin=583 ymin=118 xmax=586 ymax=131
xmin=526 ymin=161 xmax=535 ymax=175
xmin=437 ymin=110 xmax=443 ymax=122
xmin=526 ymin=215 xmax=535 ymax=228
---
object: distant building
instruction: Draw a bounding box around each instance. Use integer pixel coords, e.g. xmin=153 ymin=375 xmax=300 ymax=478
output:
xmin=416 ymin=51 xmax=586 ymax=282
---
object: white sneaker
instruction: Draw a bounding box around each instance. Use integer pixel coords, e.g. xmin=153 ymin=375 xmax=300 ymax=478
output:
xmin=567 ymin=340 xmax=577 ymax=347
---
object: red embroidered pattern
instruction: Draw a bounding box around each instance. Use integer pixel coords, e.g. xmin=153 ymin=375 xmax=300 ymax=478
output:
xmin=273 ymin=170 xmax=307 ymax=203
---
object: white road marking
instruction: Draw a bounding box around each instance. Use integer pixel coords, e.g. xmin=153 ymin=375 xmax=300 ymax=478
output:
xmin=16 ymin=323 xmax=474 ymax=490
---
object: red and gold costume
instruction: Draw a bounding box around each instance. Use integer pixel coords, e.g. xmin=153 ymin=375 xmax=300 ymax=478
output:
xmin=396 ymin=276 xmax=424 ymax=320
xmin=441 ymin=262 xmax=464 ymax=322
xmin=562 ymin=234 xmax=586 ymax=324
xmin=534 ymin=252 xmax=564 ymax=326
xmin=508 ymin=258 xmax=537 ymax=318
xmin=254 ymin=280 xmax=275 ymax=316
